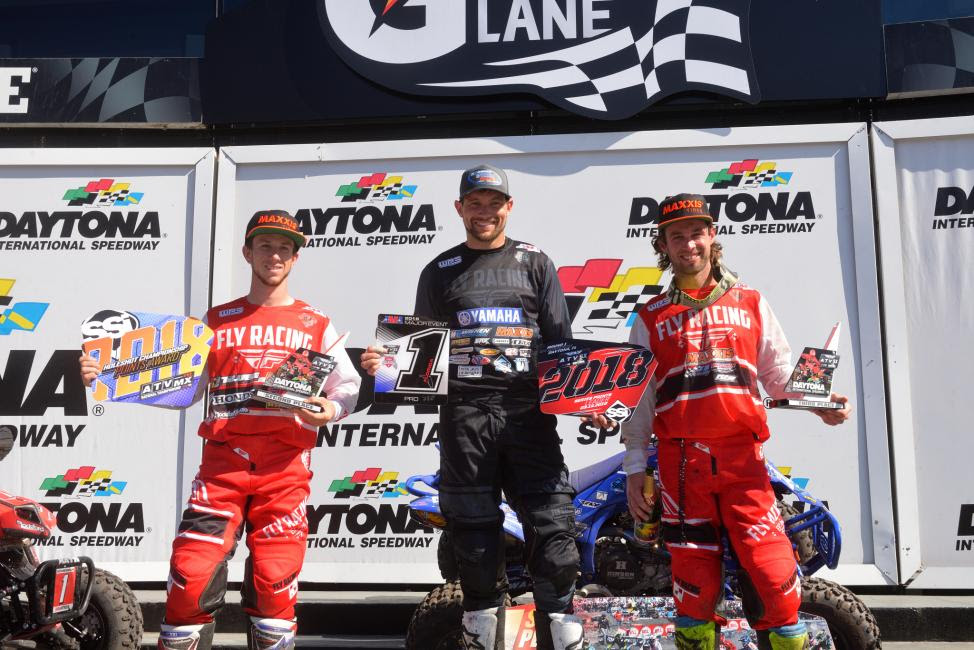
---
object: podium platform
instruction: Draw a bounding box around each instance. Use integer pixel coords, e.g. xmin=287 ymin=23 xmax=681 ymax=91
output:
xmin=502 ymin=597 xmax=833 ymax=650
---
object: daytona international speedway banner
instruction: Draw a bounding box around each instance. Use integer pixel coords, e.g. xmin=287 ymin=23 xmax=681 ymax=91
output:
xmin=215 ymin=125 xmax=896 ymax=585
xmin=0 ymin=149 xmax=214 ymax=580
xmin=872 ymin=116 xmax=974 ymax=589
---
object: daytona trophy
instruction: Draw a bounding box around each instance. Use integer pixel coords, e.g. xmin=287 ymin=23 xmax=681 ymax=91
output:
xmin=765 ymin=323 xmax=844 ymax=410
xmin=254 ymin=347 xmax=337 ymax=413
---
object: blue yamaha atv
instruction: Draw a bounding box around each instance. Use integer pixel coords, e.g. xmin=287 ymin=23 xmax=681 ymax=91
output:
xmin=403 ymin=448 xmax=880 ymax=650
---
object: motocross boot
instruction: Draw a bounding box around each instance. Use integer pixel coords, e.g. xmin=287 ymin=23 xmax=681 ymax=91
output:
xmin=461 ymin=606 xmax=504 ymax=650
xmin=157 ymin=622 xmax=215 ymax=650
xmin=756 ymin=625 xmax=810 ymax=650
xmin=674 ymin=620 xmax=719 ymax=650
xmin=247 ymin=617 xmax=297 ymax=650
xmin=548 ymin=612 xmax=584 ymax=650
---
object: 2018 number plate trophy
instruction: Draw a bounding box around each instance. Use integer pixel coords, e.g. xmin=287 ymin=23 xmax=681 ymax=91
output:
xmin=538 ymin=339 xmax=656 ymax=423
xmin=765 ymin=322 xmax=844 ymax=410
xmin=374 ymin=314 xmax=449 ymax=405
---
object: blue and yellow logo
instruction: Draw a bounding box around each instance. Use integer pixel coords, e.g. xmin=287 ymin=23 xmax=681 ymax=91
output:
xmin=0 ymin=279 xmax=49 ymax=335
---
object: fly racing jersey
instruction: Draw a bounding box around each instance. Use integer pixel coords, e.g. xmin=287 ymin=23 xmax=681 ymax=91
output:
xmin=199 ymin=297 xmax=361 ymax=449
xmin=414 ymin=238 xmax=572 ymax=396
xmin=621 ymin=282 xmax=798 ymax=475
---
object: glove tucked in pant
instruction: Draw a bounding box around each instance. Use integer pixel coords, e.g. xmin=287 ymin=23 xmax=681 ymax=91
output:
xmin=164 ymin=434 xmax=312 ymax=625
xmin=657 ymin=436 xmax=801 ymax=630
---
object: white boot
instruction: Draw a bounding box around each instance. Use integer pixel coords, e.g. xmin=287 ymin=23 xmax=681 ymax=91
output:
xmin=548 ymin=612 xmax=585 ymax=650
xmin=247 ymin=617 xmax=296 ymax=650
xmin=157 ymin=622 xmax=214 ymax=650
xmin=461 ymin=607 xmax=502 ymax=650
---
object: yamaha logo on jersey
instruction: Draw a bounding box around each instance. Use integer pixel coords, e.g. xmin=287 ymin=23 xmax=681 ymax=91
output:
xmin=319 ymin=0 xmax=760 ymax=120
xmin=456 ymin=307 xmax=524 ymax=326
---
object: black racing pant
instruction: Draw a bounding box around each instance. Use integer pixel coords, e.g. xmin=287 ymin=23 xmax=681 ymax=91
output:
xmin=438 ymin=393 xmax=579 ymax=613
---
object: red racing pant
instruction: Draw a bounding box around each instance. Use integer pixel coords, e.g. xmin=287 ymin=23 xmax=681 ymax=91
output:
xmin=657 ymin=436 xmax=801 ymax=630
xmin=164 ymin=434 xmax=312 ymax=625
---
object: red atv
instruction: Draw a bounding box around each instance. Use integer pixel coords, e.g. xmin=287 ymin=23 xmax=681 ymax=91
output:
xmin=0 ymin=431 xmax=143 ymax=649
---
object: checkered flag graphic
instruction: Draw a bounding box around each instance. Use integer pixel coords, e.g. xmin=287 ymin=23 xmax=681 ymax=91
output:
xmin=371 ymin=182 xmax=404 ymax=201
xmin=364 ymin=478 xmax=401 ymax=499
xmin=742 ymin=169 xmax=778 ymax=187
xmin=887 ymin=17 xmax=974 ymax=95
xmin=77 ymin=477 xmax=113 ymax=497
xmin=590 ymin=285 xmax=663 ymax=321
xmin=423 ymin=0 xmax=757 ymax=118
xmin=27 ymin=58 xmax=200 ymax=123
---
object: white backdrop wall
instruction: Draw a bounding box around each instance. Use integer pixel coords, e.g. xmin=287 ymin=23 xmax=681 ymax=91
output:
xmin=872 ymin=116 xmax=974 ymax=589
xmin=0 ymin=125 xmax=913 ymax=585
xmin=0 ymin=148 xmax=214 ymax=581
xmin=215 ymin=124 xmax=896 ymax=585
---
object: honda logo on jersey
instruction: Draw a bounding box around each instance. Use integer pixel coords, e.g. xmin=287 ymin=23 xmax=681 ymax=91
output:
xmin=319 ymin=0 xmax=760 ymax=120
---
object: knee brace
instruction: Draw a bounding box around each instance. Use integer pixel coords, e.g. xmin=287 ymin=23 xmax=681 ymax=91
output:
xmin=517 ymin=495 xmax=578 ymax=612
xmin=451 ymin=524 xmax=508 ymax=610
xmin=739 ymin=568 xmax=802 ymax=630
xmin=247 ymin=617 xmax=297 ymax=650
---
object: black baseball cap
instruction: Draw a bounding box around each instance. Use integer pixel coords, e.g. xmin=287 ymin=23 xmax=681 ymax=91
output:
xmin=245 ymin=210 xmax=306 ymax=249
xmin=657 ymin=193 xmax=714 ymax=230
xmin=459 ymin=164 xmax=511 ymax=199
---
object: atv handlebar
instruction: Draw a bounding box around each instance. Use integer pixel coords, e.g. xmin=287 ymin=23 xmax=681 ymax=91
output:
xmin=404 ymin=474 xmax=440 ymax=497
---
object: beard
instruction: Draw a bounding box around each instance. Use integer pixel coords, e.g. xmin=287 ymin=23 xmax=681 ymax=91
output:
xmin=253 ymin=266 xmax=290 ymax=288
xmin=465 ymin=222 xmax=505 ymax=243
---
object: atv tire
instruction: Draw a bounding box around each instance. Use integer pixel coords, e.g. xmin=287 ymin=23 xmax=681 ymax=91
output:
xmin=405 ymin=580 xmax=512 ymax=650
xmin=59 ymin=569 xmax=143 ymax=650
xmin=777 ymin=500 xmax=817 ymax=568
xmin=799 ymin=576 xmax=881 ymax=650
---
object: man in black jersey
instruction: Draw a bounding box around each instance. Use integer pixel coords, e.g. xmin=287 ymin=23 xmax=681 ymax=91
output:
xmin=362 ymin=164 xmax=583 ymax=650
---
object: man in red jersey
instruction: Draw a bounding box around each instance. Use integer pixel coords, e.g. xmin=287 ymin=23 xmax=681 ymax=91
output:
xmin=621 ymin=194 xmax=851 ymax=650
xmin=80 ymin=210 xmax=360 ymax=650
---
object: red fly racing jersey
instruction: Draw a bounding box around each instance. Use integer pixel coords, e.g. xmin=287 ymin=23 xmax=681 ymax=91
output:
xmin=621 ymin=282 xmax=797 ymax=475
xmin=198 ymin=297 xmax=360 ymax=449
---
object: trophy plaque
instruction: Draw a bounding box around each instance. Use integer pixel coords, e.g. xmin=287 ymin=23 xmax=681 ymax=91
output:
xmin=254 ymin=348 xmax=337 ymax=412
xmin=374 ymin=314 xmax=449 ymax=405
xmin=81 ymin=310 xmax=213 ymax=408
xmin=538 ymin=339 xmax=657 ymax=423
xmin=765 ymin=323 xmax=844 ymax=410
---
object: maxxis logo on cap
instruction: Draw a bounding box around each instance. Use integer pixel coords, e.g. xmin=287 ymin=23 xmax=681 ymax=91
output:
xmin=256 ymin=213 xmax=298 ymax=230
xmin=319 ymin=0 xmax=760 ymax=120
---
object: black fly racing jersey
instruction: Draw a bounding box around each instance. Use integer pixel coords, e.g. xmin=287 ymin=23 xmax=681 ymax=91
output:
xmin=414 ymin=238 xmax=571 ymax=397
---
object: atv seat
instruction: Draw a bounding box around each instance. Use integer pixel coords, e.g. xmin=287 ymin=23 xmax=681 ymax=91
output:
xmin=568 ymin=451 xmax=626 ymax=493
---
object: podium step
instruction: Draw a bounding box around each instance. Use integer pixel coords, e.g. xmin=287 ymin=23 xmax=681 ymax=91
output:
xmin=133 ymin=589 xmax=974 ymax=642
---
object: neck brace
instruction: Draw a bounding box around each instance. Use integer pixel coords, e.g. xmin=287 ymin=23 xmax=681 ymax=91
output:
xmin=667 ymin=265 xmax=739 ymax=309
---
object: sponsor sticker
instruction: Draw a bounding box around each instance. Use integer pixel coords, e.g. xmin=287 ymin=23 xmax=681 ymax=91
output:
xmin=456 ymin=307 xmax=524 ymax=326
xmin=457 ymin=366 xmax=482 ymax=379
xmin=438 ymin=255 xmax=462 ymax=268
